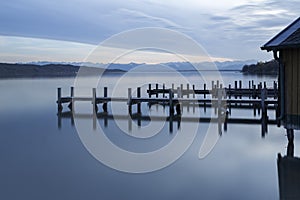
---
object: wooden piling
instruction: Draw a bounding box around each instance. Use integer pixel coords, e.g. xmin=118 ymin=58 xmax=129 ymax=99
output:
xmin=148 ymin=84 xmax=151 ymax=98
xmin=57 ymin=88 xmax=63 ymax=112
xmin=70 ymin=87 xmax=74 ymax=97
xmin=180 ymin=84 xmax=183 ymax=98
xmin=68 ymin=86 xmax=74 ymax=111
xmin=187 ymin=84 xmax=190 ymax=98
xmin=224 ymin=111 xmax=229 ymax=132
xmin=92 ymin=88 xmax=97 ymax=114
xmin=239 ymin=80 xmax=242 ymax=99
xmin=234 ymin=81 xmax=237 ymax=99
xmin=169 ymin=89 xmax=174 ymax=116
xmin=103 ymin=87 xmax=108 ymax=113
xmin=128 ymin=88 xmax=132 ymax=115
xmin=192 ymin=84 xmax=195 ymax=98
xmin=156 ymin=84 xmax=159 ymax=98
xmin=137 ymin=87 xmax=141 ymax=115
xmin=204 ymin=84 xmax=206 ymax=98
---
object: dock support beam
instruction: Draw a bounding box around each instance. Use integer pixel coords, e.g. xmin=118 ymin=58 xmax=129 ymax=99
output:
xmin=68 ymin=86 xmax=74 ymax=111
xmin=92 ymin=88 xmax=97 ymax=113
xmin=57 ymin=88 xmax=63 ymax=112
xmin=103 ymin=87 xmax=108 ymax=113
xmin=137 ymin=87 xmax=141 ymax=115
xmin=128 ymin=88 xmax=132 ymax=115
xmin=169 ymin=89 xmax=174 ymax=116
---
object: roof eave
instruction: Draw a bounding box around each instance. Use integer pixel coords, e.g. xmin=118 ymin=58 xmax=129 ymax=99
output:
xmin=261 ymin=44 xmax=300 ymax=51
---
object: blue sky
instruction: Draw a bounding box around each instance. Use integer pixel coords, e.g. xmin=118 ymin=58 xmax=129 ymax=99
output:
xmin=0 ymin=0 xmax=299 ymax=63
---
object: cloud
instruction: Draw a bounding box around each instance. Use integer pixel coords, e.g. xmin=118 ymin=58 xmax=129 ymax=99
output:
xmin=0 ymin=0 xmax=299 ymax=62
xmin=200 ymin=0 xmax=300 ymax=60
xmin=116 ymin=8 xmax=190 ymax=32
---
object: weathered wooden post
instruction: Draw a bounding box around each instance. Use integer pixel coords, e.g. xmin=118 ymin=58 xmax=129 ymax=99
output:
xmin=180 ymin=84 xmax=183 ymax=98
xmin=103 ymin=87 xmax=108 ymax=113
xmin=163 ymin=84 xmax=165 ymax=98
xmin=253 ymin=85 xmax=256 ymax=99
xmin=204 ymin=83 xmax=206 ymax=99
xmin=137 ymin=87 xmax=141 ymax=115
xmin=234 ymin=81 xmax=237 ymax=99
xmin=70 ymin=86 xmax=74 ymax=97
xmin=192 ymin=84 xmax=195 ymax=98
xmin=239 ymin=80 xmax=242 ymax=99
xmin=92 ymin=88 xmax=97 ymax=114
xmin=248 ymin=81 xmax=251 ymax=99
xmin=187 ymin=83 xmax=190 ymax=98
xmin=68 ymin=87 xmax=74 ymax=111
xmin=261 ymin=87 xmax=268 ymax=137
xmin=169 ymin=89 xmax=174 ymax=117
xmin=148 ymin=84 xmax=151 ymax=98
xmin=217 ymin=88 xmax=222 ymax=136
xmin=224 ymin=111 xmax=229 ymax=132
xmin=128 ymin=88 xmax=132 ymax=115
xmin=57 ymin=88 xmax=63 ymax=112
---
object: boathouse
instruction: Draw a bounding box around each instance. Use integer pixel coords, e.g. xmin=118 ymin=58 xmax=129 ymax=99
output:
xmin=261 ymin=17 xmax=300 ymax=130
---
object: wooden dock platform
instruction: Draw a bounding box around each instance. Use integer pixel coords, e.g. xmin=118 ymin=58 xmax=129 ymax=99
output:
xmin=56 ymin=81 xmax=279 ymax=136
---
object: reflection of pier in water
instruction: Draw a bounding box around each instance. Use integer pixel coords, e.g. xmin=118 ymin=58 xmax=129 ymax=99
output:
xmin=57 ymin=81 xmax=279 ymax=136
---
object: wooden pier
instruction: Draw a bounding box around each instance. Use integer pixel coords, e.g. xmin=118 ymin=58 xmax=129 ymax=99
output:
xmin=57 ymin=80 xmax=279 ymax=136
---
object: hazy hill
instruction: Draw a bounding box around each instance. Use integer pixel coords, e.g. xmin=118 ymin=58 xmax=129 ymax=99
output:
xmin=0 ymin=60 xmax=261 ymax=78
xmin=0 ymin=63 xmax=124 ymax=78
xmin=241 ymin=60 xmax=279 ymax=75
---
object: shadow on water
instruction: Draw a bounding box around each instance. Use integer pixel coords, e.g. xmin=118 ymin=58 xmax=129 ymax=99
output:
xmin=277 ymin=131 xmax=300 ymax=200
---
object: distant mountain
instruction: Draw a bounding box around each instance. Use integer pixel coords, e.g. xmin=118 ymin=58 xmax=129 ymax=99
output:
xmin=4 ymin=60 xmax=258 ymax=78
xmin=24 ymin=60 xmax=257 ymax=72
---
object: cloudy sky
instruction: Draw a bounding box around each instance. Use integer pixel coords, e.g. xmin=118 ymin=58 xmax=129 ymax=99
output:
xmin=0 ymin=0 xmax=299 ymax=63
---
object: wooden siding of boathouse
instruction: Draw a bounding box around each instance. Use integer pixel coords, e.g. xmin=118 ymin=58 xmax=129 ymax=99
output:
xmin=282 ymin=48 xmax=300 ymax=129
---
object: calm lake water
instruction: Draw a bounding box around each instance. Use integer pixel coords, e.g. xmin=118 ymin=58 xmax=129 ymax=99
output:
xmin=0 ymin=71 xmax=295 ymax=200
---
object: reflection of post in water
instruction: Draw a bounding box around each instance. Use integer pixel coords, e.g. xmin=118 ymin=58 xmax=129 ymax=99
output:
xmin=277 ymin=129 xmax=300 ymax=200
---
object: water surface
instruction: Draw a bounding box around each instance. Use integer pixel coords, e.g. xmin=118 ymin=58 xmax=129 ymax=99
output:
xmin=0 ymin=72 xmax=294 ymax=200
